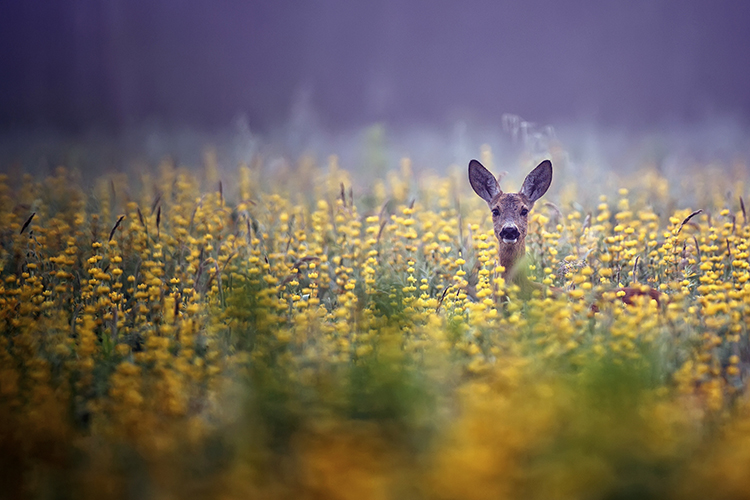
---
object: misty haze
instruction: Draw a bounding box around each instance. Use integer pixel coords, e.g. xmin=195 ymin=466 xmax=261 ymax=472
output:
xmin=1 ymin=0 xmax=750 ymax=172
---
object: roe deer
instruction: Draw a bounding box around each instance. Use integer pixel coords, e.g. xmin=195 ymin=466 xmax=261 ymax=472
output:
xmin=469 ymin=158 xmax=552 ymax=291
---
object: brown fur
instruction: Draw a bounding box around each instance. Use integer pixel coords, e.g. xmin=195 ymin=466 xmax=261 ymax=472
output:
xmin=489 ymin=193 xmax=532 ymax=278
xmin=469 ymin=159 xmax=552 ymax=283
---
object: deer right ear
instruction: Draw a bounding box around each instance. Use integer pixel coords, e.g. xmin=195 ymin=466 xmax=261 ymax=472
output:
xmin=468 ymin=159 xmax=501 ymax=203
xmin=520 ymin=159 xmax=552 ymax=204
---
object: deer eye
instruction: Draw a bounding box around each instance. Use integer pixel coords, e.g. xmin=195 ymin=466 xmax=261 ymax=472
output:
xmin=520 ymin=208 xmax=529 ymax=217
xmin=491 ymin=208 xmax=500 ymax=218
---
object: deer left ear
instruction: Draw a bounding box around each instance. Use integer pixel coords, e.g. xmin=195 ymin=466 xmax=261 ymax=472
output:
xmin=520 ymin=160 xmax=552 ymax=204
xmin=468 ymin=159 xmax=502 ymax=204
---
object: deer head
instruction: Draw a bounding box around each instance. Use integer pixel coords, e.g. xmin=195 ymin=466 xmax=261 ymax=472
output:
xmin=468 ymin=159 xmax=552 ymax=280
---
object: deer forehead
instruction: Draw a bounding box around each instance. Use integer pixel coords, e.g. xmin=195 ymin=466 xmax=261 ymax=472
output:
xmin=490 ymin=193 xmax=530 ymax=213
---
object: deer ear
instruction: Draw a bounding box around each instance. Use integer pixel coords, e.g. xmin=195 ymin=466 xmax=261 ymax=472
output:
xmin=520 ymin=160 xmax=552 ymax=204
xmin=468 ymin=159 xmax=501 ymax=203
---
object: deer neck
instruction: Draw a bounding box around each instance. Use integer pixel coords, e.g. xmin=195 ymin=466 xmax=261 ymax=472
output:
xmin=498 ymin=238 xmax=527 ymax=283
xmin=498 ymin=238 xmax=542 ymax=299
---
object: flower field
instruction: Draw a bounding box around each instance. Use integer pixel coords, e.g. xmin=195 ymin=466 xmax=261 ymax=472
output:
xmin=2 ymin=147 xmax=750 ymax=499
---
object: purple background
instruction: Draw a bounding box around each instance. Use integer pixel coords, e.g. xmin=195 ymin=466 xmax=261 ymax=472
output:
xmin=2 ymin=0 xmax=750 ymax=133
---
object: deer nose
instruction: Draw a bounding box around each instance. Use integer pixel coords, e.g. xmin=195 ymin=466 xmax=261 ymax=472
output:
xmin=499 ymin=224 xmax=520 ymax=243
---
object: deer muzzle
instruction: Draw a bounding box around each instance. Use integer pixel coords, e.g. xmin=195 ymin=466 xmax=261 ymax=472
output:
xmin=498 ymin=223 xmax=520 ymax=244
